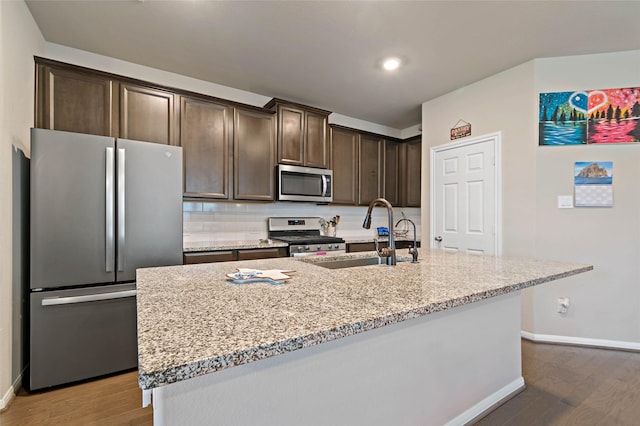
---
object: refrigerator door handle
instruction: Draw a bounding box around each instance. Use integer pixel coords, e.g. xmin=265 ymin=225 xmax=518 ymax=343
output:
xmin=41 ymin=289 xmax=137 ymax=306
xmin=105 ymin=147 xmax=115 ymax=272
xmin=117 ymin=148 xmax=126 ymax=272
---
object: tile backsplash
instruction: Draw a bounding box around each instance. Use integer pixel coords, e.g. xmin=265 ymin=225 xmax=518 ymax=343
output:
xmin=183 ymin=201 xmax=421 ymax=246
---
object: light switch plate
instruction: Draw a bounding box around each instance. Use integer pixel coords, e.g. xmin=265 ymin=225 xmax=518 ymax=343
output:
xmin=557 ymin=195 xmax=574 ymax=209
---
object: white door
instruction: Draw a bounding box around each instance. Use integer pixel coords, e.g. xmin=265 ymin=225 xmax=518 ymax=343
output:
xmin=430 ymin=133 xmax=501 ymax=255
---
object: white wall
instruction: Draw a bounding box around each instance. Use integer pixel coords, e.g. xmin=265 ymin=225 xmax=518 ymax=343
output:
xmin=422 ymin=50 xmax=640 ymax=347
xmin=0 ymin=0 xmax=44 ymax=408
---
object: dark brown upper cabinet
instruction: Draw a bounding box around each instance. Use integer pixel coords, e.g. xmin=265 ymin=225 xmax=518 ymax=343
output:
xmin=329 ymin=126 xmax=359 ymax=205
xmin=233 ymin=108 xmax=277 ymax=201
xmin=265 ymin=99 xmax=330 ymax=169
xmin=120 ymin=83 xmax=176 ymax=145
xmin=401 ymin=137 xmax=422 ymax=207
xmin=35 ymin=63 xmax=117 ymax=137
xmin=329 ymin=124 xmax=420 ymax=208
xmin=34 ymin=58 xmax=420 ymax=206
xmin=383 ymin=140 xmax=400 ymax=206
xmin=358 ymin=134 xmax=383 ymax=206
xmin=180 ymin=96 xmax=231 ymax=199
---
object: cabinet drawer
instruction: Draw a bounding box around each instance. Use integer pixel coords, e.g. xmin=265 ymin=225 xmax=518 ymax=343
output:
xmin=346 ymin=242 xmax=376 ymax=253
xmin=184 ymin=251 xmax=236 ymax=264
xmin=237 ymin=248 xmax=287 ymax=261
xmin=346 ymin=241 xmax=420 ymax=253
xmin=396 ymin=241 xmax=421 ymax=250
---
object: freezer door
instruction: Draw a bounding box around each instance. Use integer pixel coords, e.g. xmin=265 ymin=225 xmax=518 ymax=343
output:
xmin=115 ymin=139 xmax=183 ymax=282
xmin=29 ymin=283 xmax=137 ymax=390
xmin=30 ymin=128 xmax=116 ymax=289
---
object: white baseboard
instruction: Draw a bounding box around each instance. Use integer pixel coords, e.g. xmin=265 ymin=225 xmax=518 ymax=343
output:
xmin=446 ymin=377 xmax=525 ymax=426
xmin=0 ymin=371 xmax=22 ymax=411
xmin=521 ymin=331 xmax=640 ymax=351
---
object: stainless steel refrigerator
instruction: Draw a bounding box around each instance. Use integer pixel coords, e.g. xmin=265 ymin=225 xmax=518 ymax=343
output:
xmin=29 ymin=128 xmax=183 ymax=390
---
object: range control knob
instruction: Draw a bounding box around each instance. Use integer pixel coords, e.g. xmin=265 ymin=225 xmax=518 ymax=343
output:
xmin=304 ymin=246 xmax=310 ymax=251
xmin=317 ymin=246 xmax=322 ymax=251
xmin=297 ymin=246 xmax=303 ymax=252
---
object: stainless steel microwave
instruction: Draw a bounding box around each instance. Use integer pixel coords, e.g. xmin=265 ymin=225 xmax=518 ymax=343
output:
xmin=277 ymin=164 xmax=333 ymax=203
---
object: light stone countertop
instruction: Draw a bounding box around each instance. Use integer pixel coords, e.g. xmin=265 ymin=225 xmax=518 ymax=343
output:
xmin=183 ymin=239 xmax=289 ymax=252
xmin=136 ymin=248 xmax=592 ymax=390
xmin=183 ymin=238 xmax=417 ymax=252
xmin=345 ymin=237 xmax=419 ymax=244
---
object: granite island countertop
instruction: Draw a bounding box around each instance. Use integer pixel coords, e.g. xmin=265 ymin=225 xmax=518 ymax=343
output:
xmin=136 ymin=248 xmax=592 ymax=390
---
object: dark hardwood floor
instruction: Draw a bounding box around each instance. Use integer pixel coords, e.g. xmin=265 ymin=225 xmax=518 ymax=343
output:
xmin=1 ymin=340 xmax=638 ymax=425
xmin=475 ymin=339 xmax=640 ymax=425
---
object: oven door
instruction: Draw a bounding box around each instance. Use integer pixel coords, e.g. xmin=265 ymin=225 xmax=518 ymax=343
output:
xmin=278 ymin=164 xmax=332 ymax=203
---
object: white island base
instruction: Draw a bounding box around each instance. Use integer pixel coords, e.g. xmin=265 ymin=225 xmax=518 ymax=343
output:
xmin=150 ymin=291 xmax=523 ymax=426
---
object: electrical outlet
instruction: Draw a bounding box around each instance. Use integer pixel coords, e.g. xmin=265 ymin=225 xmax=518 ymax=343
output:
xmin=556 ymin=297 xmax=570 ymax=314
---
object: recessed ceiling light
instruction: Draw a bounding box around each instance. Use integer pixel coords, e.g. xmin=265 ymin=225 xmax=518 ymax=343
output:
xmin=382 ymin=57 xmax=401 ymax=71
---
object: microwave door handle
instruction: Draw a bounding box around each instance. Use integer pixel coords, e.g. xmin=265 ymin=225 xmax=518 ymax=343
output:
xmin=321 ymin=175 xmax=327 ymax=196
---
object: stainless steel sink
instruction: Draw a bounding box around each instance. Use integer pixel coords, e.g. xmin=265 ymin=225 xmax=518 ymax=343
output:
xmin=312 ymin=256 xmax=407 ymax=269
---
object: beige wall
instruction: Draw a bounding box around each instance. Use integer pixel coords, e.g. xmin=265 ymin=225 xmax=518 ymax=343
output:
xmin=421 ymin=61 xmax=538 ymax=258
xmin=422 ymin=50 xmax=640 ymax=345
xmin=0 ymin=0 xmax=44 ymax=407
xmin=531 ymin=51 xmax=640 ymax=343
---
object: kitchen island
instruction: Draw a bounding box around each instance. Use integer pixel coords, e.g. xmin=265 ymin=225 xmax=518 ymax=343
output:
xmin=136 ymin=248 xmax=591 ymax=425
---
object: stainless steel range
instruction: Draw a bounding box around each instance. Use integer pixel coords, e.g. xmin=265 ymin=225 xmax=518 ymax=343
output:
xmin=268 ymin=217 xmax=346 ymax=257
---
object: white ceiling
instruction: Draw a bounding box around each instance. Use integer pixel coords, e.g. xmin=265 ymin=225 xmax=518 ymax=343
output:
xmin=25 ymin=1 xmax=640 ymax=129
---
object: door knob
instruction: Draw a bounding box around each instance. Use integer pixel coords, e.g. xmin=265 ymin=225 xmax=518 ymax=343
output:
xmin=434 ymin=236 xmax=443 ymax=242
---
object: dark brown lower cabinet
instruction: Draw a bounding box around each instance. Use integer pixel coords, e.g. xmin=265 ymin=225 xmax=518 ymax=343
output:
xmin=346 ymin=241 xmax=421 ymax=253
xmin=183 ymin=251 xmax=236 ymax=264
xmin=183 ymin=247 xmax=287 ymax=264
xmin=237 ymin=248 xmax=287 ymax=261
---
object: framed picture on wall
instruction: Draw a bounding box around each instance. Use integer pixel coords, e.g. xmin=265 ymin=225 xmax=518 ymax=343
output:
xmin=539 ymin=91 xmax=588 ymax=146
xmin=540 ymin=87 xmax=640 ymax=146
xmin=574 ymin=161 xmax=613 ymax=207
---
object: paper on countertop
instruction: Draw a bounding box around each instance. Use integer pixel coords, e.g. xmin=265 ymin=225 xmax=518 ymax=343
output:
xmin=230 ymin=268 xmax=295 ymax=281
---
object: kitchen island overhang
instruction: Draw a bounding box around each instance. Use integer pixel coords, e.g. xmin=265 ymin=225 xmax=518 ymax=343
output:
xmin=136 ymin=249 xmax=592 ymax=425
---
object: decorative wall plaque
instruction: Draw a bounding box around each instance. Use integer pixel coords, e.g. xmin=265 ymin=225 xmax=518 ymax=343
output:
xmin=450 ymin=119 xmax=471 ymax=140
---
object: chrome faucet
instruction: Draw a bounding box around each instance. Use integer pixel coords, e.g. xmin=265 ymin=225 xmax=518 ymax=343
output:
xmin=395 ymin=218 xmax=419 ymax=263
xmin=362 ymin=198 xmax=396 ymax=265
